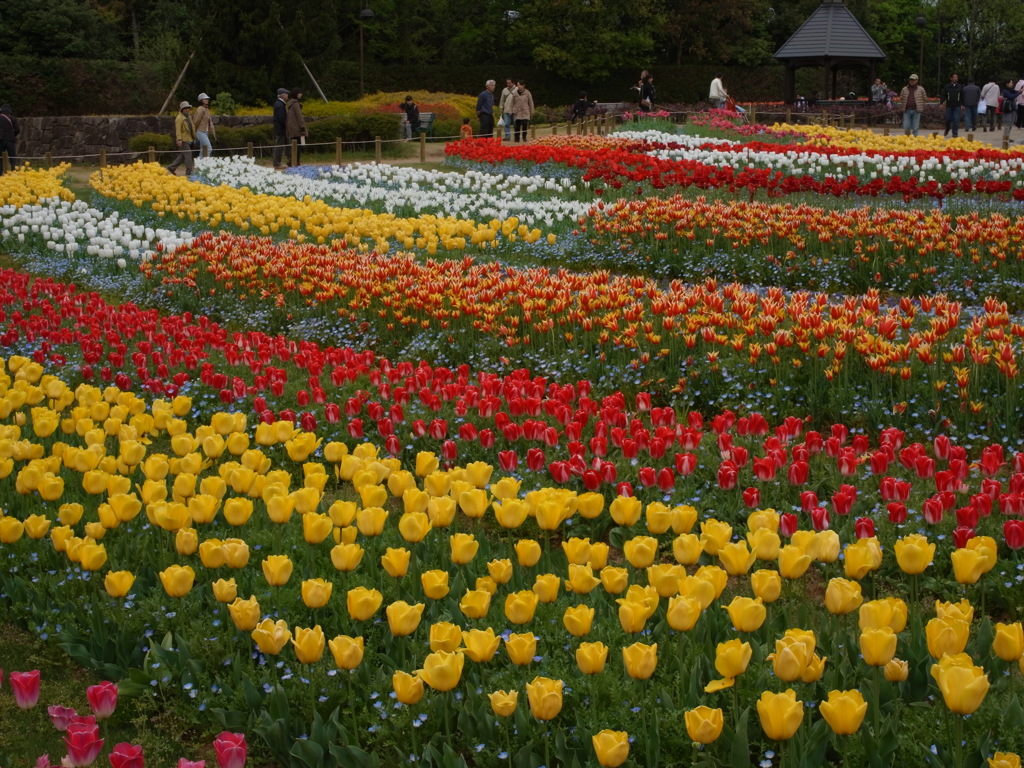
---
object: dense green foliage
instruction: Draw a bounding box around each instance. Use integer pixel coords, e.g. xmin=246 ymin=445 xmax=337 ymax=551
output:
xmin=2 ymin=0 xmax=1024 ymax=114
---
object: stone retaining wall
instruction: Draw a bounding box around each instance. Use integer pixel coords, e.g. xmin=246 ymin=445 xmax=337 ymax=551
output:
xmin=13 ymin=115 xmax=272 ymax=163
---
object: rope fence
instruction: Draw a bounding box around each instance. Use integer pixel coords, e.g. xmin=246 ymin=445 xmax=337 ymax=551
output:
xmin=1 ymin=107 xmax=1011 ymax=173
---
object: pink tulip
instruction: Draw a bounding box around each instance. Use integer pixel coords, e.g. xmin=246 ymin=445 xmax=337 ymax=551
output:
xmin=177 ymin=760 xmax=206 ymax=768
xmin=87 ymin=681 xmax=119 ymax=719
xmin=10 ymin=670 xmax=41 ymax=709
xmin=213 ymin=732 xmax=247 ymax=768
xmin=48 ymin=704 xmax=79 ymax=731
xmin=64 ymin=721 xmax=105 ymax=767
xmin=109 ymin=743 xmax=144 ymax=768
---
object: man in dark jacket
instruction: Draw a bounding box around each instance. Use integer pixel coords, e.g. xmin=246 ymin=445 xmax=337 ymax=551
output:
xmin=476 ymin=80 xmax=496 ymax=138
xmin=0 ymin=104 xmax=19 ymax=174
xmin=399 ymin=95 xmax=420 ymax=140
xmin=272 ymin=88 xmax=289 ymax=169
xmin=961 ymin=78 xmax=981 ymax=132
xmin=939 ymin=73 xmax=964 ymax=138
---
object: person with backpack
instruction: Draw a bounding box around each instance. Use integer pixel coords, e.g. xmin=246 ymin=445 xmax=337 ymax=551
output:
xmin=0 ymin=104 xmax=19 ymax=174
xmin=166 ymin=101 xmax=196 ymax=176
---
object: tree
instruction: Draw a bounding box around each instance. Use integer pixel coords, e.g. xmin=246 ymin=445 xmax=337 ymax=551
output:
xmin=660 ymin=0 xmax=774 ymax=66
xmin=0 ymin=0 xmax=121 ymax=58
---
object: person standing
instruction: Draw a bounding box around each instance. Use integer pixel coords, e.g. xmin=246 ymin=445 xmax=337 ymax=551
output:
xmin=939 ymin=73 xmax=963 ymax=138
xmin=399 ymin=95 xmax=420 ymax=140
xmin=193 ymin=93 xmax=217 ymax=159
xmin=639 ymin=73 xmax=655 ymax=114
xmin=1016 ymin=76 xmax=1024 ymax=129
xmin=0 ymin=104 xmax=19 ymax=174
xmin=167 ymin=101 xmax=196 ymax=176
xmin=961 ymin=78 xmax=981 ymax=133
xmin=285 ymin=87 xmax=307 ymax=166
xmin=980 ymin=76 xmax=1001 ymax=132
xmin=899 ymin=74 xmax=926 ymax=137
xmin=476 ymin=79 xmax=496 ymax=138
xmin=507 ymin=80 xmax=534 ymax=143
xmin=499 ymin=78 xmax=516 ymax=141
xmin=571 ymin=92 xmax=596 ymax=123
xmin=709 ymin=75 xmax=727 ymax=109
xmin=1002 ymin=79 xmax=1019 ymax=142
xmin=272 ymin=87 xmax=289 ymax=169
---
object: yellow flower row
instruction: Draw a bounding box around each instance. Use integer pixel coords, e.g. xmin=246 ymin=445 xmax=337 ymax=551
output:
xmin=773 ymin=123 xmax=1024 ymax=154
xmin=0 ymin=164 xmax=75 ymax=206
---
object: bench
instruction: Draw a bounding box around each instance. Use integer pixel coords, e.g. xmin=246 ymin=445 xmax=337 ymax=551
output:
xmin=400 ymin=112 xmax=435 ymax=137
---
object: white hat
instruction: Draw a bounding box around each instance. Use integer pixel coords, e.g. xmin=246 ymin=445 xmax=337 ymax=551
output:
xmin=179 ymin=101 xmax=192 ymax=109
xmin=197 ymin=93 xmax=210 ymax=102
xmin=909 ymin=74 xmax=919 ymax=80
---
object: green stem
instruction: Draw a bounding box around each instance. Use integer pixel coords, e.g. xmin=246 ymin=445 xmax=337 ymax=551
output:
xmin=348 ymin=672 xmax=361 ymax=748
xmin=954 ymin=713 xmax=964 ymax=768
xmin=872 ymin=666 xmax=882 ymax=739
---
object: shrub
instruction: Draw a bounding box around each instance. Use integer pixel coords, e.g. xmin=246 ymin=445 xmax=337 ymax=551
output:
xmin=214 ymin=124 xmax=275 ymax=153
xmin=214 ymin=92 xmax=238 ymax=116
xmin=128 ymin=132 xmax=174 ymax=153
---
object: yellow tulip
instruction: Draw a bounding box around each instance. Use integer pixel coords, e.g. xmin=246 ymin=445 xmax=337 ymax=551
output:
xmin=566 ymin=563 xmax=601 ymax=594
xmin=576 ymin=641 xmax=608 ymax=675
xmin=860 ymin=627 xmax=897 ymax=667
xmin=622 ymin=641 xmax=658 ymax=680
xmin=505 ymin=590 xmax=540 ymax=624
xmin=858 ymin=598 xmax=908 ymax=633
xmin=346 ymin=586 xmax=384 ymax=621
xmin=491 ymin=476 xmax=521 ymax=501
xmin=719 ymin=540 xmax=757 ymax=575
xmin=415 ymin=451 xmax=439 ymax=477
xmin=505 ymin=632 xmax=537 ymax=666
xmin=993 ymin=622 xmax=1024 ymax=662
xmin=884 ymin=658 xmax=909 ymax=682
xmin=757 ymin=689 xmax=804 ymax=741
xmin=421 ymin=569 xmax=450 ymax=600
xmin=449 ymin=532 xmax=479 ymax=564
xmin=592 ymin=730 xmax=629 ymax=768
xmin=684 ymin=706 xmax=724 ymax=744
xmin=526 ymin=676 xmax=563 ymax=720
xmin=188 ymin=494 xmax=220 ymax=524
xmin=459 ymin=588 xmax=492 ymax=619
xmin=576 ymin=492 xmax=604 ymax=519
xmin=58 ymin=503 xmax=84 ymax=526
xmin=212 ymin=577 xmax=237 ymax=603
xmin=355 ymin=506 xmax=388 ymax=537
xmin=967 ymin=536 xmax=998 ymax=573
xmin=461 ymin=628 xmax=501 ymax=662
xmin=488 ymin=690 xmax=518 ymax=718
xmin=609 ymin=495 xmax=642 ymax=526
xmin=679 ymin=575 xmax=716 ymax=610
xmin=770 ymin=633 xmax=816 ymax=682
xmin=330 ymin=542 xmax=364 ymax=572
xmin=600 ymin=566 xmax=630 ymax=594
xmin=381 ymin=547 xmax=412 ymax=578
xmin=778 ymin=544 xmax=813 ymax=579
xmin=715 ymin=638 xmax=752 ymax=678
xmin=926 ymin=616 xmax=971 ymax=659
xmin=747 ymin=528 xmax=781 ymax=560
xmin=261 ymin=554 xmax=293 ymax=586
xmin=563 ymin=537 xmax=592 ymax=565
xmin=291 ymin=625 xmax=326 ymax=664
xmin=227 ymin=596 xmax=261 ymax=632
xmin=951 ymin=548 xmax=987 ymax=585
xmin=725 ymin=596 xmax=766 ymax=632
xmin=386 ymin=601 xmax=425 ymax=637
xmin=617 ymin=597 xmax=650 ymax=634
xmin=751 ymin=569 xmax=782 ymax=602
xmin=417 ymin=650 xmax=465 ymax=691
xmin=429 ymin=622 xmax=463 ymax=653
xmin=988 ymin=753 xmax=1022 ymax=768
xmin=174 ymin=526 xmax=198 ymax=556
xmin=21 ymin=513 xmax=50 ymax=540
xmin=223 ymin=497 xmax=254 ymax=526
xmin=815 ymin=530 xmax=841 ymax=563
xmin=103 ymin=570 xmax=135 ymax=598
xmin=324 ymin=635 xmax=363 ymax=671
xmin=398 ymin=511 xmax=431 ymax=543
xmin=931 ymin=653 xmax=990 ymax=714
xmin=37 ymin=473 xmax=64 ymax=501
xmin=301 ymin=578 xmax=333 ymax=609
xmin=158 ymin=564 xmax=195 ymax=597
xmin=109 ymin=493 xmax=143 ymax=523
xmin=513 ymin=539 xmax=541 ymax=567
xmin=935 ymin=599 xmax=974 ymax=624
xmin=563 ymin=604 xmax=595 ymax=637
xmin=819 ymin=689 xmax=868 ymax=735
xmin=894 ymin=533 xmax=935 ymax=575
xmin=664 ymin=594 xmax=701 ymax=632
xmin=825 ymin=578 xmax=863 ymax=615
xmin=844 ymin=537 xmax=883 ymax=579
xmin=392 ymin=670 xmax=425 ymax=704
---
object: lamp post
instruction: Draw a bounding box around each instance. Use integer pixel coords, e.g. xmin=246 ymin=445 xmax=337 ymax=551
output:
xmin=914 ymin=13 xmax=927 ymax=84
xmin=359 ymin=4 xmax=374 ymax=97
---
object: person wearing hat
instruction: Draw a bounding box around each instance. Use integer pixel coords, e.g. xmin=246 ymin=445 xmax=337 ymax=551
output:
xmin=272 ymin=87 xmax=290 ymax=169
xmin=193 ymin=93 xmax=217 ymax=159
xmin=167 ymin=100 xmax=196 ymax=176
xmin=899 ymin=74 xmax=927 ymax=137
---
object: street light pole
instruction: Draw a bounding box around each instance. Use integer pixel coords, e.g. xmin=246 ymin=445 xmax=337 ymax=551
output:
xmin=359 ymin=4 xmax=374 ymax=98
xmin=915 ymin=14 xmax=927 ymax=84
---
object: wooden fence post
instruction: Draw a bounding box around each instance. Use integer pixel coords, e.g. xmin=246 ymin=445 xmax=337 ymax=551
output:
xmin=148 ymin=146 xmax=156 ymax=163
xmin=246 ymin=142 xmax=254 ymax=158
xmin=100 ymin=149 xmax=107 ymax=168
xmin=291 ymin=140 xmax=298 ymax=167
xmin=1 ymin=151 xmax=9 ymax=174
xmin=552 ymin=124 xmax=558 ymax=136
xmin=419 ymin=132 xmax=426 ymax=163
xmin=375 ymin=136 xmax=382 ymax=163
xmin=749 ymin=105 xmax=757 ymax=123
xmin=335 ymin=138 xmax=343 ymax=165
xmin=45 ymin=152 xmax=53 ymax=168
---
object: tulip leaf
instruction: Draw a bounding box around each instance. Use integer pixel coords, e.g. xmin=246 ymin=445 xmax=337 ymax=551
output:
xmin=210 ymin=706 xmax=247 ymax=731
xmin=730 ymin=707 xmax=750 ymax=768
xmin=608 ymin=526 xmax=629 ymax=550
xmin=799 ymin=718 xmax=831 ymax=768
xmin=1003 ymin=694 xmax=1024 ymax=731
xmin=289 ymin=739 xmax=324 ymax=768
xmin=441 ymin=743 xmax=469 ymax=768
xmin=973 ymin=618 xmax=994 ymax=666
xmin=329 ymin=744 xmax=380 ymax=768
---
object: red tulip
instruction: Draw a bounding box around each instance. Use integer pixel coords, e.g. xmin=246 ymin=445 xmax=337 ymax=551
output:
xmin=582 ymin=470 xmax=601 ymax=491
xmin=616 ymin=482 xmax=634 ymax=497
xmin=657 ymin=468 xmax=676 ymax=493
xmin=674 ymin=453 xmax=696 ymax=476
xmin=498 ymin=450 xmax=518 ymax=472
xmin=549 ymin=461 xmax=571 ymax=484
xmin=638 ymin=467 xmax=657 ymax=487
xmin=300 ymin=412 xmax=317 ymax=432
xmin=48 ymin=705 xmax=78 ymax=731
xmin=213 ymin=732 xmax=247 ymax=768
xmin=526 ymin=448 xmax=546 ymax=472
xmin=854 ymin=517 xmax=875 ymax=539
xmin=347 ymin=418 xmax=363 ymax=438
xmin=743 ymin=486 xmax=760 ymax=508
xmin=109 ymin=743 xmax=144 ymax=768
xmin=717 ymin=460 xmax=738 ymax=490
xmin=952 ymin=526 xmax=975 ymax=548
xmin=955 ymin=507 xmax=979 ymax=529
xmin=10 ymin=670 xmax=40 ymax=709
xmin=1004 ymin=519 xmax=1024 ymax=550
xmin=787 ymin=460 xmax=809 ymax=485
xmin=887 ymin=503 xmax=907 ymax=524
xmin=64 ymin=721 xmax=104 ymax=767
xmin=779 ymin=513 xmax=798 ymax=537
xmin=810 ymin=507 xmax=830 ymax=531
xmin=800 ymin=491 xmax=818 ymax=512
xmin=922 ymin=497 xmax=944 ymax=524
xmin=478 ymin=429 xmax=495 ymax=448
xmin=324 ymin=403 xmax=341 ymax=423
xmin=429 ymin=419 xmax=448 ymax=439
xmin=86 ymin=681 xmax=118 ymax=719
xmin=178 ymin=760 xmax=206 ymax=768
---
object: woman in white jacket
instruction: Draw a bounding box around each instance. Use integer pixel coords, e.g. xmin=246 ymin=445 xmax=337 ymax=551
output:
xmin=507 ymin=82 xmax=534 ymax=143
xmin=980 ymin=76 xmax=1001 ymax=132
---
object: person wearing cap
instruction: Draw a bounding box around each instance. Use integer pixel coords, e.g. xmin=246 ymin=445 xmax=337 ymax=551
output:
xmin=193 ymin=93 xmax=217 ymax=159
xmin=272 ymin=87 xmax=290 ymax=169
xmin=899 ymin=74 xmax=926 ymax=137
xmin=167 ymin=101 xmax=196 ymax=176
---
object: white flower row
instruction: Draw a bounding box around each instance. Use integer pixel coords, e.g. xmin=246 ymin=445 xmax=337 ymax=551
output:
xmin=193 ymin=156 xmax=592 ymax=229
xmin=0 ymin=198 xmax=195 ymax=267
xmin=616 ymin=129 xmax=1024 ymax=185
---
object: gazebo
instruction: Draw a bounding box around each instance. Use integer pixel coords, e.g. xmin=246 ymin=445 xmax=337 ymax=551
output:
xmin=774 ymin=0 xmax=886 ymax=103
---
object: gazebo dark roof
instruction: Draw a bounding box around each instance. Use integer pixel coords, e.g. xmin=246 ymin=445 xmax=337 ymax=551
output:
xmin=774 ymin=0 xmax=886 ymax=102
xmin=775 ymin=0 xmax=885 ymax=60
